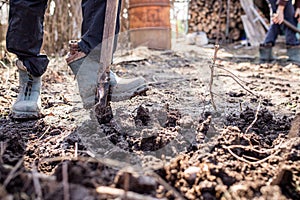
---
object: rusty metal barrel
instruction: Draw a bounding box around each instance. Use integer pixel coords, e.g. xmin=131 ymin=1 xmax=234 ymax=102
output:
xmin=128 ymin=0 xmax=171 ymax=50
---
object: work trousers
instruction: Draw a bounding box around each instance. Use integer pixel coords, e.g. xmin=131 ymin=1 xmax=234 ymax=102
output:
xmin=264 ymin=0 xmax=299 ymax=46
xmin=6 ymin=0 xmax=121 ymax=76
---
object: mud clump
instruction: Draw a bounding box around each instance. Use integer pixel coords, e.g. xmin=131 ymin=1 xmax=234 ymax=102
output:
xmin=134 ymin=105 xmax=151 ymax=126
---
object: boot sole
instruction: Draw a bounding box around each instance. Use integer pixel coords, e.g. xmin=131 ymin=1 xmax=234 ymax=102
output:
xmin=11 ymin=110 xmax=40 ymax=120
xmin=287 ymin=60 xmax=300 ymax=66
xmin=111 ymin=84 xmax=149 ymax=102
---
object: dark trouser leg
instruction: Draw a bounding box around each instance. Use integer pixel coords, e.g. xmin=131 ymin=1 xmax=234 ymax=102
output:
xmin=263 ymin=0 xmax=280 ymax=45
xmin=6 ymin=0 xmax=49 ymax=77
xmin=283 ymin=0 xmax=300 ymax=46
xmin=79 ymin=0 xmax=121 ymax=55
xmin=72 ymin=0 xmax=147 ymax=109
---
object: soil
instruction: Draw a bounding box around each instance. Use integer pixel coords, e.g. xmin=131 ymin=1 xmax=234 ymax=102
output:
xmin=0 ymin=40 xmax=300 ymax=200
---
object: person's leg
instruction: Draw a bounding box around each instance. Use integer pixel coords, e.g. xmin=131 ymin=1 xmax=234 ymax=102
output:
xmin=263 ymin=0 xmax=280 ymax=45
xmin=282 ymin=0 xmax=300 ymax=64
xmin=79 ymin=0 xmax=121 ymax=55
xmin=6 ymin=0 xmax=48 ymax=119
xmin=260 ymin=0 xmax=280 ymax=62
xmin=283 ymin=0 xmax=300 ymax=45
xmin=67 ymin=0 xmax=147 ymax=109
xmin=6 ymin=0 xmax=49 ymax=77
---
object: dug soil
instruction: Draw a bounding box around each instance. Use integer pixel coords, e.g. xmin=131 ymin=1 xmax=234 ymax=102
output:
xmin=0 ymin=40 xmax=300 ymax=200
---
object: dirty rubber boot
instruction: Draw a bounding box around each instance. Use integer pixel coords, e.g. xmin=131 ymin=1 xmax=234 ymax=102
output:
xmin=287 ymin=45 xmax=300 ymax=65
xmin=66 ymin=41 xmax=148 ymax=108
xmin=11 ymin=61 xmax=41 ymax=119
xmin=110 ymin=71 xmax=148 ymax=102
xmin=259 ymin=43 xmax=275 ymax=62
xmin=69 ymin=56 xmax=148 ymax=108
xmin=68 ymin=55 xmax=100 ymax=109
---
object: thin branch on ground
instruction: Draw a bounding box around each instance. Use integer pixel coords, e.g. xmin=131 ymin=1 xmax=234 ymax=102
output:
xmin=226 ymin=144 xmax=278 ymax=154
xmin=3 ymin=158 xmax=24 ymax=187
xmin=74 ymin=142 xmax=78 ymax=158
xmin=62 ymin=162 xmax=70 ymax=200
xmin=245 ymin=99 xmax=261 ymax=135
xmin=216 ymin=66 xmax=259 ymax=86
xmin=38 ymin=126 xmax=51 ymax=141
xmin=223 ymin=145 xmax=281 ymax=165
xmin=215 ymin=74 xmax=258 ymax=97
xmin=0 ymin=141 xmax=6 ymax=164
xmin=209 ymin=45 xmax=220 ymax=111
xmin=96 ymin=186 xmax=164 ymax=200
xmin=0 ymin=60 xmax=8 ymax=69
xmin=32 ymin=163 xmax=43 ymax=200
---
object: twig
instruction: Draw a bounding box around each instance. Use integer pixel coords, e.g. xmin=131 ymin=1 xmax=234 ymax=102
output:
xmin=74 ymin=142 xmax=78 ymax=158
xmin=3 ymin=158 xmax=24 ymax=187
xmin=32 ymin=163 xmax=43 ymax=200
xmin=245 ymin=99 xmax=261 ymax=135
xmin=0 ymin=141 xmax=6 ymax=163
xmin=124 ymin=171 xmax=130 ymax=199
xmin=0 ymin=60 xmax=8 ymax=69
xmin=209 ymin=45 xmax=220 ymax=111
xmin=96 ymin=186 xmax=165 ymax=200
xmin=216 ymin=65 xmax=260 ymax=87
xmin=242 ymin=154 xmax=260 ymax=161
xmin=214 ymin=74 xmax=258 ymax=97
xmin=62 ymin=162 xmax=70 ymax=200
xmin=226 ymin=145 xmax=278 ymax=154
xmin=223 ymin=145 xmax=281 ymax=165
xmin=38 ymin=126 xmax=51 ymax=140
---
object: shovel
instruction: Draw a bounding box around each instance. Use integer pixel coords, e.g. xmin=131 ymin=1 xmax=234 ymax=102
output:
xmin=94 ymin=0 xmax=119 ymax=124
xmin=282 ymin=19 xmax=300 ymax=34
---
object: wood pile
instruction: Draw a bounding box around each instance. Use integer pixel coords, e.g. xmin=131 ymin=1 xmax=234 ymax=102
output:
xmin=188 ymin=0 xmax=245 ymax=42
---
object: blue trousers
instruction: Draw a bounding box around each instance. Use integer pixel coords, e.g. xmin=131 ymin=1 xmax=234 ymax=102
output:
xmin=264 ymin=0 xmax=299 ymax=46
xmin=6 ymin=0 xmax=121 ymax=76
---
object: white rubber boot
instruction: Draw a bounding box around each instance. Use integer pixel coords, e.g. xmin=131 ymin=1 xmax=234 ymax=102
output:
xmin=11 ymin=60 xmax=41 ymax=119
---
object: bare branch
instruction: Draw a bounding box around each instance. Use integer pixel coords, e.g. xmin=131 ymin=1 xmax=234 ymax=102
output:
xmin=209 ymin=45 xmax=220 ymax=111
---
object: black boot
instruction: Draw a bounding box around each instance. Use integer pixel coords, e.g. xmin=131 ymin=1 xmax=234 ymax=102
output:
xmin=287 ymin=45 xmax=300 ymax=65
xmin=259 ymin=43 xmax=275 ymax=62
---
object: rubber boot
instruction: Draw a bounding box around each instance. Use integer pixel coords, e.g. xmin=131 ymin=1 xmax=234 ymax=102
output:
xmin=69 ymin=56 xmax=148 ymax=108
xmin=259 ymin=43 xmax=275 ymax=62
xmin=66 ymin=42 xmax=148 ymax=108
xmin=68 ymin=55 xmax=100 ymax=109
xmin=287 ymin=45 xmax=300 ymax=65
xmin=110 ymin=71 xmax=148 ymax=102
xmin=11 ymin=60 xmax=41 ymax=119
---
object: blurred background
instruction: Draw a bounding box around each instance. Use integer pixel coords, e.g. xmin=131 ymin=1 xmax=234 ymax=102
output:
xmin=0 ymin=0 xmax=289 ymax=61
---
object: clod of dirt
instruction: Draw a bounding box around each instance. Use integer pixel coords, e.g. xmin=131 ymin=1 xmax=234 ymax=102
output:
xmin=226 ymin=107 xmax=291 ymax=141
xmin=134 ymin=105 xmax=151 ymax=126
xmin=189 ymin=115 xmax=211 ymax=151
xmin=95 ymin=103 xmax=113 ymax=125
xmin=164 ymin=104 xmax=181 ymax=128
xmin=55 ymin=161 xmax=117 ymax=187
